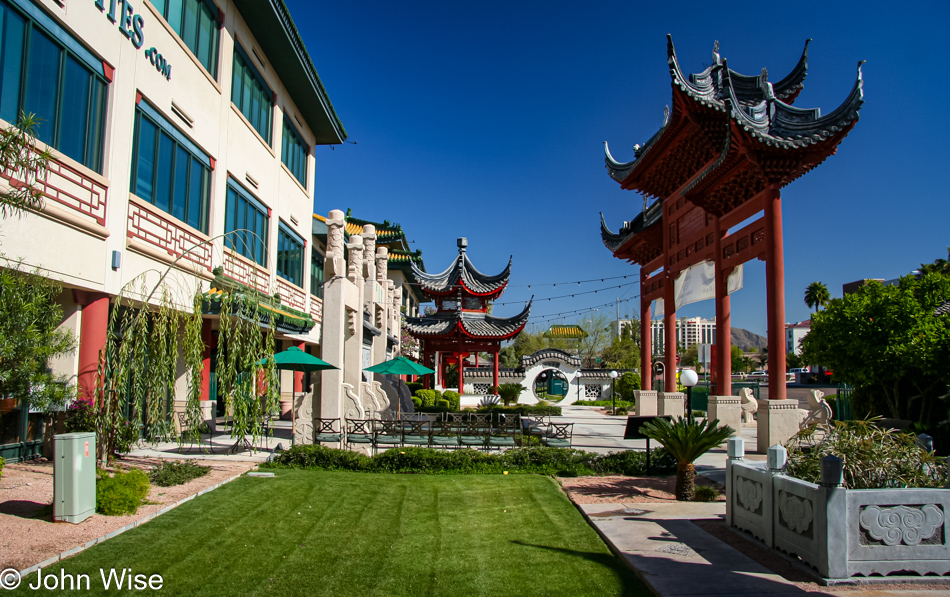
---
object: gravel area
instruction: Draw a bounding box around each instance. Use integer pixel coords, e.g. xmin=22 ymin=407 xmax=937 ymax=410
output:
xmin=0 ymin=457 xmax=256 ymax=571
xmin=561 ymin=474 xmax=725 ymax=503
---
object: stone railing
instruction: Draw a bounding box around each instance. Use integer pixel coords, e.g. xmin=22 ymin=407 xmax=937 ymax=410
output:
xmin=726 ymin=438 xmax=950 ymax=581
xmin=275 ymin=277 xmax=306 ymax=311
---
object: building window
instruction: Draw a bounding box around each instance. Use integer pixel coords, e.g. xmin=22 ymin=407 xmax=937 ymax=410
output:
xmin=149 ymin=0 xmax=219 ymax=77
xmin=224 ymin=178 xmax=268 ymax=266
xmin=131 ymin=101 xmax=211 ymax=233
xmin=0 ymin=0 xmax=107 ymax=172
xmin=310 ymin=248 xmax=324 ymax=299
xmin=231 ymin=43 xmax=272 ymax=143
xmin=276 ymin=223 xmax=303 ymax=287
xmin=281 ymin=117 xmax=307 ymax=186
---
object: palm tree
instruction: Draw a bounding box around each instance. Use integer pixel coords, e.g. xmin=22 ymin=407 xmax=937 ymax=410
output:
xmin=640 ymin=417 xmax=734 ymax=501
xmin=804 ymin=281 xmax=830 ymax=313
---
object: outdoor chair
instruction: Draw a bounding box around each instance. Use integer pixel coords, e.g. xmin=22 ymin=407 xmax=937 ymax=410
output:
xmin=445 ymin=413 xmax=466 ymax=425
xmin=177 ymin=411 xmax=198 ymax=452
xmin=541 ymin=423 xmax=574 ymax=448
xmin=373 ymin=419 xmax=403 ymax=454
xmin=402 ymin=420 xmax=431 ymax=447
xmin=430 ymin=421 xmax=460 ymax=449
xmin=345 ymin=419 xmax=374 ymax=451
xmin=523 ymin=414 xmax=551 ymax=437
xmin=458 ymin=419 xmax=489 ymax=450
xmin=487 ymin=414 xmax=521 ymax=450
xmin=314 ymin=418 xmax=344 ymax=446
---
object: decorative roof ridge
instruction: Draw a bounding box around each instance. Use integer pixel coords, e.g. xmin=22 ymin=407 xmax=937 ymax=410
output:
xmin=520 ymin=347 xmax=581 ymax=368
xmin=599 ymin=199 xmax=664 ymax=252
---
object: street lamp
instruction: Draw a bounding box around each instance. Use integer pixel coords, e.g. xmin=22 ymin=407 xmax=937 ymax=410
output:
xmin=680 ymin=369 xmax=699 ymax=420
xmin=609 ymin=370 xmax=619 ymax=414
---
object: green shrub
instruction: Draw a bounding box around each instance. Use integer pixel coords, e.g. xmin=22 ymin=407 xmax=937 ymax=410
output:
xmin=96 ymin=468 xmax=150 ymax=516
xmin=64 ymin=399 xmax=97 ymax=433
xmin=411 ymin=397 xmax=422 ymax=410
xmin=616 ymin=372 xmax=641 ymax=399
xmin=269 ymin=444 xmax=371 ymax=471
xmin=477 ymin=405 xmax=562 ymax=417
xmin=414 ymin=389 xmax=441 ymax=407
xmin=614 ymin=408 xmax=628 ymax=416
xmin=693 ymin=485 xmax=719 ymax=502
xmin=373 ymin=447 xmax=500 ymax=474
xmin=114 ymin=421 xmax=139 ymax=454
xmin=0 ymin=456 xmax=5 ymax=480
xmin=441 ymin=391 xmax=461 ymax=411
xmin=406 ymin=382 xmax=424 ymax=395
xmin=594 ymin=449 xmax=676 ymax=476
xmin=574 ymin=400 xmax=633 ymax=408
xmin=149 ymin=460 xmax=210 ymax=487
xmin=436 ymin=399 xmax=450 ymax=409
xmin=786 ymin=418 xmax=948 ymax=489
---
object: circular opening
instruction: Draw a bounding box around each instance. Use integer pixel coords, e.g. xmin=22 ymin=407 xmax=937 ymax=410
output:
xmin=533 ymin=368 xmax=569 ymax=401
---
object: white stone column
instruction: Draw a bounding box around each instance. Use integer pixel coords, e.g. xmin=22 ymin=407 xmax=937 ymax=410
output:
xmin=633 ymin=390 xmax=658 ymax=416
xmin=320 ymin=210 xmax=348 ymax=420
xmin=657 ymin=391 xmax=685 ymax=419
xmin=708 ymin=395 xmax=742 ymax=436
xmin=756 ymin=399 xmax=800 ymax=453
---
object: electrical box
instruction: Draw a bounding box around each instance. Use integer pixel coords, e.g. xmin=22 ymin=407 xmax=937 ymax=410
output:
xmin=53 ymin=432 xmax=96 ymax=523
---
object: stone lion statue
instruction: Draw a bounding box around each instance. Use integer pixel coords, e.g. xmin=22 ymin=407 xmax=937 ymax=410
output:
xmin=800 ymin=389 xmax=833 ymax=430
xmin=739 ymin=387 xmax=757 ymax=424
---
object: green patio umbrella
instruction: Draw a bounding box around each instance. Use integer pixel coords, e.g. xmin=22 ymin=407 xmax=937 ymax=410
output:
xmin=365 ymin=356 xmax=434 ymax=417
xmin=264 ymin=346 xmax=338 ymax=445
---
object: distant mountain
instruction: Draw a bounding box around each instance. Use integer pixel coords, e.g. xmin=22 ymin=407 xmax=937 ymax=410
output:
xmin=732 ymin=327 xmax=767 ymax=352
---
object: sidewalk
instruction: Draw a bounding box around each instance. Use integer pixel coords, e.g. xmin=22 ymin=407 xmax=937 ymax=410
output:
xmin=563 ymin=405 xmax=950 ymax=597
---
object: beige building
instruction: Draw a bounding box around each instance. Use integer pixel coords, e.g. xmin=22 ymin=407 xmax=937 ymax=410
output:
xmin=0 ymin=0 xmax=345 ymax=458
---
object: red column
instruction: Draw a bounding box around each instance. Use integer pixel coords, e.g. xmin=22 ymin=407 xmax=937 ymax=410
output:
xmin=423 ymin=347 xmax=431 ymax=390
xmin=640 ymin=270 xmax=652 ymax=391
xmin=714 ymin=217 xmax=732 ymax=396
xmin=458 ymin=353 xmax=464 ymax=395
xmin=294 ymin=342 xmax=305 ymax=393
xmin=664 ymin=274 xmax=677 ymax=392
xmin=493 ymin=351 xmax=499 ymax=391
xmin=200 ymin=320 xmax=215 ymax=400
xmin=764 ymin=186 xmax=787 ymax=402
xmin=75 ymin=291 xmax=110 ymax=404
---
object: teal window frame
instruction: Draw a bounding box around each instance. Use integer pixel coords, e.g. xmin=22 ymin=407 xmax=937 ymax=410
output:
xmin=0 ymin=0 xmax=107 ymax=172
xmin=281 ymin=116 xmax=307 ymax=187
xmin=276 ymin=223 xmax=304 ymax=287
xmin=130 ymin=100 xmax=212 ymax=233
xmin=310 ymin=248 xmax=323 ymax=299
xmin=224 ymin=178 xmax=269 ymax=267
xmin=231 ymin=42 xmax=272 ymax=144
xmin=148 ymin=0 xmax=219 ymax=77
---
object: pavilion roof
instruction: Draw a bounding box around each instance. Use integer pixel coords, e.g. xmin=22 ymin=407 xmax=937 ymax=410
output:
xmin=411 ymin=238 xmax=511 ymax=299
xmin=542 ymin=325 xmax=588 ymax=339
xmin=604 ymin=36 xmax=864 ymax=194
xmin=403 ymin=299 xmax=531 ymax=340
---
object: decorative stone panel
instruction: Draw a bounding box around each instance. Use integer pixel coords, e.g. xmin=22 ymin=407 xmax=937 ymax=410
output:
xmin=223 ymin=251 xmax=269 ymax=292
xmin=736 ymin=476 xmax=764 ymax=514
xmin=473 ymin=383 xmax=491 ymax=395
xmin=2 ymin=154 xmax=108 ymax=226
xmin=859 ymin=504 xmax=944 ymax=547
xmin=275 ymin=277 xmax=306 ymax=311
xmin=310 ymin=296 xmax=323 ymax=324
xmin=584 ymin=384 xmax=602 ymax=399
xmin=127 ymin=200 xmax=211 ymax=271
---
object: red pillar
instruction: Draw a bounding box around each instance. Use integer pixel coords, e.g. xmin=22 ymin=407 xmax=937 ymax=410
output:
xmin=294 ymin=342 xmax=305 ymax=392
xmin=200 ymin=320 xmax=215 ymax=400
xmin=75 ymin=291 xmax=109 ymax=403
xmin=423 ymin=347 xmax=431 ymax=390
xmin=764 ymin=186 xmax=787 ymax=402
xmin=714 ymin=217 xmax=732 ymax=396
xmin=664 ymin=274 xmax=677 ymax=392
xmin=492 ymin=351 xmax=499 ymax=391
xmin=640 ymin=269 xmax=652 ymax=391
xmin=458 ymin=353 xmax=464 ymax=395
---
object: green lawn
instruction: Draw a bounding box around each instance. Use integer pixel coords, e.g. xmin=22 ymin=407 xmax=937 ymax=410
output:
xmin=13 ymin=471 xmax=649 ymax=597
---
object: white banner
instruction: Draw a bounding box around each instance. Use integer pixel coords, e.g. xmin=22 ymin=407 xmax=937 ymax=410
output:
xmin=672 ymin=261 xmax=743 ymax=311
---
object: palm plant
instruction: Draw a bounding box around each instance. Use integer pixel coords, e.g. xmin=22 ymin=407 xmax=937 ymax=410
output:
xmin=804 ymin=281 xmax=830 ymax=313
xmin=640 ymin=417 xmax=734 ymax=501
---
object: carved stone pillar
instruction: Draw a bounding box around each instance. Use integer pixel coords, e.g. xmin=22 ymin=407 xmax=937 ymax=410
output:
xmin=325 ymin=209 xmax=346 ymax=278
xmin=362 ymin=225 xmax=377 ymax=282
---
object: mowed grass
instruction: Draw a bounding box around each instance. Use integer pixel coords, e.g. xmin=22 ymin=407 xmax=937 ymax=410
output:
xmin=13 ymin=471 xmax=650 ymax=597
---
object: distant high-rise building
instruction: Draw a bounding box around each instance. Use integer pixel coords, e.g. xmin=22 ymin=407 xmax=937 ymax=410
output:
xmin=615 ymin=317 xmax=716 ymax=355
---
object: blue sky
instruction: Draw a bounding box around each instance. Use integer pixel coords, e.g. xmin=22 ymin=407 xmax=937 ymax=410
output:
xmin=287 ymin=0 xmax=950 ymax=337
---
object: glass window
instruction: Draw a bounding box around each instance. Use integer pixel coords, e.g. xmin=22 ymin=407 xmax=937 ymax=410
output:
xmin=281 ymin=117 xmax=307 ymax=186
xmin=0 ymin=0 xmax=107 ymax=172
xmin=231 ymin=43 xmax=272 ymax=143
xmin=149 ymin=0 xmax=218 ymax=77
xmin=131 ymin=102 xmax=211 ymax=233
xmin=224 ymin=179 xmax=268 ymax=267
xmin=276 ymin=224 xmax=303 ymax=287
xmin=310 ymin=248 xmax=324 ymax=299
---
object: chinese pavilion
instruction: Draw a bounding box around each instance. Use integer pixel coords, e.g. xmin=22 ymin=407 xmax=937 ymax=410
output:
xmin=404 ymin=238 xmax=531 ymax=393
xmin=601 ymin=37 xmax=863 ymax=402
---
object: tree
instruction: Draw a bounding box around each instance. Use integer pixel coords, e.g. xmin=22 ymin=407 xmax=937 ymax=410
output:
xmin=615 ymin=372 xmax=641 ymax=399
xmin=0 ymin=112 xmax=51 ymax=218
xmin=679 ymin=345 xmax=699 ymax=369
xmin=804 ymin=281 xmax=830 ymax=313
xmin=730 ymin=345 xmax=748 ymax=374
xmin=0 ymin=262 xmax=76 ymax=411
xmin=576 ymin=312 xmax=613 ymax=368
xmin=600 ymin=335 xmax=640 ymax=369
xmin=640 ymin=416 xmax=734 ymax=501
xmin=801 ymin=272 xmax=950 ymax=425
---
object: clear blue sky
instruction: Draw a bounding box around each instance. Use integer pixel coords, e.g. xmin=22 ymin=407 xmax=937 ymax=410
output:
xmin=287 ymin=0 xmax=950 ymax=337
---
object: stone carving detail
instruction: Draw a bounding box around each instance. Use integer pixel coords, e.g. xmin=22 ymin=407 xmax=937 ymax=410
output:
xmin=347 ymin=236 xmax=364 ymax=284
xmin=294 ymin=391 xmax=313 ymax=445
xmin=362 ymin=225 xmax=376 ymax=281
xmin=800 ymin=389 xmax=833 ymax=430
xmin=778 ymin=491 xmax=814 ymax=535
xmin=740 ymin=388 xmax=757 ymax=423
xmin=735 ymin=476 xmax=763 ymax=513
xmin=341 ymin=382 xmax=363 ymax=421
xmin=325 ymin=210 xmax=346 ymax=278
xmin=376 ymin=246 xmax=388 ymax=282
xmin=859 ymin=505 xmax=944 ymax=547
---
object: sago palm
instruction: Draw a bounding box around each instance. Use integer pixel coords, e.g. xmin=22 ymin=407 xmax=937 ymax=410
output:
xmin=640 ymin=417 xmax=734 ymax=501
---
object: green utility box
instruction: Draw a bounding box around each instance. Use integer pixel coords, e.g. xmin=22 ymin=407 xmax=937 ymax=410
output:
xmin=53 ymin=432 xmax=96 ymax=523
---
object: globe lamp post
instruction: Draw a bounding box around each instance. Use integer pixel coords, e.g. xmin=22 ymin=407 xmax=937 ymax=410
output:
xmin=609 ymin=370 xmax=619 ymax=414
xmin=680 ymin=369 xmax=699 ymax=420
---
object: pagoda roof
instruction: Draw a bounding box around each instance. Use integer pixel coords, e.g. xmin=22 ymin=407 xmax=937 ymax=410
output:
xmin=313 ymin=211 xmax=416 ymax=254
xmin=542 ymin=325 xmax=588 ymax=339
xmin=411 ymin=238 xmax=511 ymax=299
xmin=604 ymin=36 xmax=864 ymax=193
xmin=403 ymin=299 xmax=532 ymax=340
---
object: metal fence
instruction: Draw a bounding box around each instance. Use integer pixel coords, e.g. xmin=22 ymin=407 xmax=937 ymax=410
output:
xmin=834 ymin=384 xmax=854 ymax=420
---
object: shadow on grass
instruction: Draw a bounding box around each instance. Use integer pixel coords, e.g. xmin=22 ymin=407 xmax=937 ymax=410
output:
xmin=511 ymin=540 xmax=650 ymax=597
